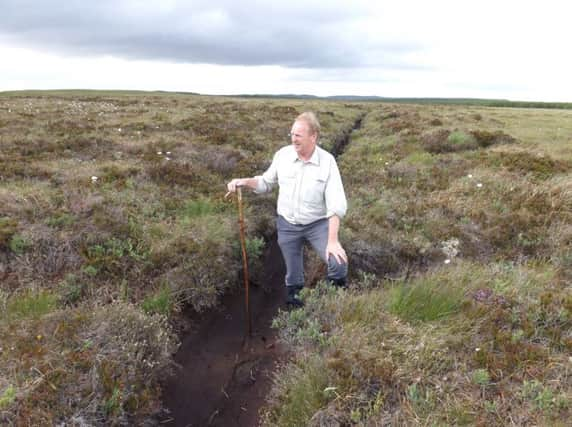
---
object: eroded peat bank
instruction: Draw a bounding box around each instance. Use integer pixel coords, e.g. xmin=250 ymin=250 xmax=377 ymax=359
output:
xmin=160 ymin=238 xmax=287 ymax=426
xmin=1 ymin=92 xmax=571 ymax=426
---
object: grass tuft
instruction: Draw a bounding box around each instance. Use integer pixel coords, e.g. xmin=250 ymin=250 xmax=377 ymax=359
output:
xmin=387 ymin=274 xmax=465 ymax=322
xmin=3 ymin=290 xmax=58 ymax=321
xmin=263 ymin=355 xmax=331 ymax=427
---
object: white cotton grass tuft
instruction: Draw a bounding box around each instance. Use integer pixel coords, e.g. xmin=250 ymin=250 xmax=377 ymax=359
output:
xmin=476 ymin=183 xmax=483 ymax=188
xmin=91 ymin=176 xmax=98 ymax=182
xmin=441 ymin=238 xmax=460 ymax=259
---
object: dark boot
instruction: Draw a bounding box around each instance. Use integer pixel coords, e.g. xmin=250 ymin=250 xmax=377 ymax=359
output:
xmin=327 ymin=277 xmax=347 ymax=289
xmin=286 ymin=285 xmax=304 ymax=307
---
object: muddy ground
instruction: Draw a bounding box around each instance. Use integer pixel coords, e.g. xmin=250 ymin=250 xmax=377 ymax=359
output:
xmin=160 ymin=238 xmax=287 ymax=427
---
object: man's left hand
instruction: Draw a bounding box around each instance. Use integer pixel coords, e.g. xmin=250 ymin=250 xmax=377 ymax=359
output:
xmin=326 ymin=241 xmax=348 ymax=265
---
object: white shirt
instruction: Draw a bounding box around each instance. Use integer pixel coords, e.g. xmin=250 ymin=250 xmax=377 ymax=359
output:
xmin=255 ymin=145 xmax=347 ymax=225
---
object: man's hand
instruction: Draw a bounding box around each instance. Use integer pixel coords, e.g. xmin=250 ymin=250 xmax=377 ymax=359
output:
xmin=226 ymin=178 xmax=257 ymax=198
xmin=227 ymin=178 xmax=246 ymax=193
xmin=326 ymin=215 xmax=347 ymax=264
xmin=326 ymin=240 xmax=348 ymax=265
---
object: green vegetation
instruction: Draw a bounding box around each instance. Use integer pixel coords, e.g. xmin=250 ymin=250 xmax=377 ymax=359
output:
xmin=261 ymin=355 xmax=331 ymax=427
xmin=0 ymin=92 xmax=364 ymax=424
xmin=1 ymin=92 xmax=571 ymax=424
xmin=387 ymin=274 xmax=465 ymax=322
xmin=264 ymin=103 xmax=572 ymax=426
xmin=142 ymin=284 xmax=172 ymax=315
xmin=0 ymin=385 xmax=16 ymax=410
xmin=3 ymin=290 xmax=58 ymax=321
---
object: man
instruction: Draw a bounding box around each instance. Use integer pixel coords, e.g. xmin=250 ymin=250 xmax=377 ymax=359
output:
xmin=227 ymin=112 xmax=348 ymax=307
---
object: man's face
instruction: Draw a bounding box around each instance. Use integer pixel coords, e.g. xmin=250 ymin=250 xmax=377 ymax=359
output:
xmin=290 ymin=120 xmax=317 ymax=158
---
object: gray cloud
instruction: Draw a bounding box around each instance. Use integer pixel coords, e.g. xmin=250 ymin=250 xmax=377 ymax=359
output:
xmin=0 ymin=0 xmax=420 ymax=69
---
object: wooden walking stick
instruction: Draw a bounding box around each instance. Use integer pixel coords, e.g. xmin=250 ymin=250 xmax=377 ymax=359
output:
xmin=235 ymin=187 xmax=252 ymax=337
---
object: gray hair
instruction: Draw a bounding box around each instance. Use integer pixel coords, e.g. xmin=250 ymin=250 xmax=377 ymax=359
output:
xmin=295 ymin=111 xmax=321 ymax=137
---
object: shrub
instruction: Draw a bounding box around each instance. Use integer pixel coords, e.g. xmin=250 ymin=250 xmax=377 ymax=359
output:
xmin=484 ymin=150 xmax=570 ymax=180
xmin=85 ymin=237 xmax=148 ymax=275
xmin=233 ymin=235 xmax=265 ymax=261
xmin=470 ymin=129 xmax=515 ymax=147
xmin=0 ymin=217 xmax=18 ymax=249
xmin=45 ymin=212 xmax=76 ymax=228
xmin=11 ymin=229 xmax=83 ymax=278
xmin=471 ymin=368 xmax=491 ymax=386
xmin=58 ymin=273 xmax=88 ymax=306
xmin=81 ymin=303 xmax=177 ymax=422
xmin=447 ymin=131 xmax=478 ymax=151
xmin=520 ymin=380 xmax=565 ymax=412
xmin=180 ymin=198 xmax=221 ymax=219
xmin=422 ymin=129 xmax=479 ymax=153
xmin=421 ymin=129 xmax=450 ymax=153
xmin=100 ymin=163 xmax=141 ymax=185
xmin=9 ymin=234 xmax=31 ymax=254
xmin=202 ymin=146 xmax=244 ymax=177
xmin=147 ymin=159 xmax=218 ymax=193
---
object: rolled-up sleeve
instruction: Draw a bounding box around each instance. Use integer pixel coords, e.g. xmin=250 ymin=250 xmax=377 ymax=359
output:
xmin=325 ymin=159 xmax=347 ymax=219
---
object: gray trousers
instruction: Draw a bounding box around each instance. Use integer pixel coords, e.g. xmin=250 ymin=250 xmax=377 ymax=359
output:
xmin=276 ymin=215 xmax=348 ymax=288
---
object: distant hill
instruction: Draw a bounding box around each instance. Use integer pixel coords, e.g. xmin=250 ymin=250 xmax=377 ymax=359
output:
xmin=236 ymin=93 xmax=572 ymax=109
xmin=0 ymin=89 xmax=200 ymax=97
xmin=1 ymin=89 xmax=570 ymax=109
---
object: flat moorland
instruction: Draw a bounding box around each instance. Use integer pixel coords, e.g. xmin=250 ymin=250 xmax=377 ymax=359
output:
xmin=0 ymin=92 xmax=364 ymax=424
xmin=0 ymin=92 xmax=570 ymax=425
xmin=266 ymin=104 xmax=572 ymax=426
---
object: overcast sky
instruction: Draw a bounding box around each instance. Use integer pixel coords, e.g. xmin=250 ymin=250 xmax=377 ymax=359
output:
xmin=1 ymin=0 xmax=571 ymax=101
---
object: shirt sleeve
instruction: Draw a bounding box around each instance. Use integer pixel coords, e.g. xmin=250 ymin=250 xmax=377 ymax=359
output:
xmin=254 ymin=151 xmax=279 ymax=194
xmin=324 ymin=158 xmax=347 ymax=219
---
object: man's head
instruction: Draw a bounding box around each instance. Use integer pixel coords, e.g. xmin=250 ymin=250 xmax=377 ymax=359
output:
xmin=290 ymin=112 xmax=320 ymax=159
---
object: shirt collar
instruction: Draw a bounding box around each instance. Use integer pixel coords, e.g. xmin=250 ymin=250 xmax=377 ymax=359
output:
xmin=290 ymin=145 xmax=320 ymax=165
